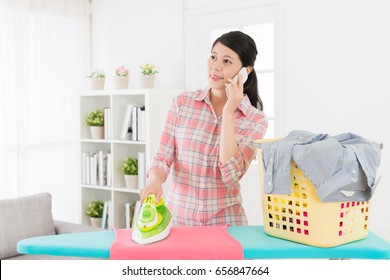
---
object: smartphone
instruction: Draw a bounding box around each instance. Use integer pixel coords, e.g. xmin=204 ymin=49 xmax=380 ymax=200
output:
xmin=226 ymin=67 xmax=248 ymax=97
xmin=233 ymin=67 xmax=248 ymax=84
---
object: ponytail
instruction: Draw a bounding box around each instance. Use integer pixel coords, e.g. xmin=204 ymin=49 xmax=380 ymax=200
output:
xmin=244 ymin=70 xmax=263 ymax=111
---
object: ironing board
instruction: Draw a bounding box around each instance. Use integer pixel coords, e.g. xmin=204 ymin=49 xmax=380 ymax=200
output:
xmin=17 ymin=226 xmax=390 ymax=259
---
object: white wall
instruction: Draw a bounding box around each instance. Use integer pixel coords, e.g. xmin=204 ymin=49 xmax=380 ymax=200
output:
xmin=91 ymin=0 xmax=390 ymax=233
xmin=91 ymin=0 xmax=184 ymax=90
xmin=282 ymin=0 xmax=390 ymax=233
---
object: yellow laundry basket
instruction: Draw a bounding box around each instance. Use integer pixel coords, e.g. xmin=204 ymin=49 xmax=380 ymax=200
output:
xmin=254 ymin=139 xmax=371 ymax=248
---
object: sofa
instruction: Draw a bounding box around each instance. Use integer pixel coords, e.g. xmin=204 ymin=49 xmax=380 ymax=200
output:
xmin=0 ymin=192 xmax=103 ymax=260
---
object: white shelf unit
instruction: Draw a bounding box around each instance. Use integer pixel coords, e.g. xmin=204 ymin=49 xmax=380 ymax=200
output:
xmin=80 ymin=89 xmax=179 ymax=229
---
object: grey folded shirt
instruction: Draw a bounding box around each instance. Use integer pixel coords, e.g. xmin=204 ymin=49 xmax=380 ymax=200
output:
xmin=261 ymin=130 xmax=381 ymax=202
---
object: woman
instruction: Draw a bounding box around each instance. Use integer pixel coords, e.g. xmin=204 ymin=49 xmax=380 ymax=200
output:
xmin=140 ymin=31 xmax=268 ymax=226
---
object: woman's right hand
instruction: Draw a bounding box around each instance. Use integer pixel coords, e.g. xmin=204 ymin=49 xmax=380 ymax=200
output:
xmin=139 ymin=180 xmax=163 ymax=204
xmin=139 ymin=168 xmax=165 ymax=203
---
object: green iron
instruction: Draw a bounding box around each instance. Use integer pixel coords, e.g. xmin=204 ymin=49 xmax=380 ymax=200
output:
xmin=132 ymin=193 xmax=172 ymax=245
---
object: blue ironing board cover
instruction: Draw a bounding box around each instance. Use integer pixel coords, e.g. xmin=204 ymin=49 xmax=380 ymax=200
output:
xmin=228 ymin=226 xmax=390 ymax=259
xmin=17 ymin=230 xmax=113 ymax=258
xmin=17 ymin=226 xmax=390 ymax=259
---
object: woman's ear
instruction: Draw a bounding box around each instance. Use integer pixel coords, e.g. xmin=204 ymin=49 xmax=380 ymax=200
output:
xmin=246 ymin=66 xmax=253 ymax=75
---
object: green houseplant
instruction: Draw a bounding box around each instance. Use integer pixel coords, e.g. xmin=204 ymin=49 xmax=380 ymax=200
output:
xmin=85 ymin=109 xmax=104 ymax=126
xmin=87 ymin=68 xmax=106 ymax=90
xmin=85 ymin=109 xmax=104 ymax=139
xmin=85 ymin=200 xmax=104 ymax=228
xmin=86 ymin=200 xmax=104 ymax=218
xmin=139 ymin=63 xmax=158 ymax=88
xmin=121 ymin=157 xmax=138 ymax=189
xmin=140 ymin=64 xmax=158 ymax=76
xmin=87 ymin=69 xmax=106 ymax=79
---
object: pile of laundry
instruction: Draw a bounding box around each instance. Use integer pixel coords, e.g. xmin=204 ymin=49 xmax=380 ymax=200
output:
xmin=261 ymin=130 xmax=382 ymax=202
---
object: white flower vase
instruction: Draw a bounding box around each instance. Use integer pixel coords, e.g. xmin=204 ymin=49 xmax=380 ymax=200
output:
xmin=124 ymin=174 xmax=138 ymax=189
xmin=90 ymin=126 xmax=104 ymax=139
xmin=139 ymin=75 xmax=155 ymax=88
xmin=87 ymin=78 xmax=105 ymax=90
xmin=114 ymin=76 xmax=129 ymax=89
xmin=90 ymin=217 xmax=102 ymax=228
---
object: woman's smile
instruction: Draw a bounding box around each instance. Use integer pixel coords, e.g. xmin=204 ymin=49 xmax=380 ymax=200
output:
xmin=209 ymin=73 xmax=224 ymax=82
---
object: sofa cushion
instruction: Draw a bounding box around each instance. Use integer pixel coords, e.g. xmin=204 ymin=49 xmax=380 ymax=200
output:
xmin=0 ymin=193 xmax=55 ymax=259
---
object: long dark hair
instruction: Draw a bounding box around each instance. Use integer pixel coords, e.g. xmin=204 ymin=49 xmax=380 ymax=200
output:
xmin=212 ymin=31 xmax=263 ymax=111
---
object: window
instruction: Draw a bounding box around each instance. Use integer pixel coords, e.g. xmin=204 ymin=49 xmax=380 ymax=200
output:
xmin=0 ymin=1 xmax=90 ymax=221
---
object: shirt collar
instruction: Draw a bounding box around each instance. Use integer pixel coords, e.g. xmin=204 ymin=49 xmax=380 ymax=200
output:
xmin=193 ymin=88 xmax=251 ymax=116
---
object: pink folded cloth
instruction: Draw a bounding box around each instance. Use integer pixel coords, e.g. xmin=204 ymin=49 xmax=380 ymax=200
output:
xmin=110 ymin=225 xmax=244 ymax=260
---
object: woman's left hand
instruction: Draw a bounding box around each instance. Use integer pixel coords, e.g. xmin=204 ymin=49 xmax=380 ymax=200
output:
xmin=224 ymin=73 xmax=245 ymax=115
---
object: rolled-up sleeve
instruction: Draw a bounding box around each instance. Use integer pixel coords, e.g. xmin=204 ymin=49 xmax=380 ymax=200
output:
xmin=148 ymin=97 xmax=177 ymax=180
xmin=219 ymin=113 xmax=268 ymax=185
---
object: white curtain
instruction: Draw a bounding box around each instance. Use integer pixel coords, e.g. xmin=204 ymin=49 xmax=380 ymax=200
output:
xmin=0 ymin=0 xmax=90 ymax=222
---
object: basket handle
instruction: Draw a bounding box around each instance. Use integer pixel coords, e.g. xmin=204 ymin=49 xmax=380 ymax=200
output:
xmin=253 ymin=138 xmax=383 ymax=150
xmin=252 ymin=138 xmax=283 ymax=149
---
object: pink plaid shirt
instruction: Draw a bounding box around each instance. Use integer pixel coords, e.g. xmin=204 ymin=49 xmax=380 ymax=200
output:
xmin=149 ymin=89 xmax=268 ymax=226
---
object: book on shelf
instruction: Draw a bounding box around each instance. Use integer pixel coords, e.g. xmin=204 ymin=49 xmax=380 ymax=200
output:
xmin=120 ymin=104 xmax=134 ymax=140
xmin=98 ymin=150 xmax=107 ymax=186
xmin=90 ymin=154 xmax=97 ymax=185
xmin=125 ymin=201 xmax=137 ymax=229
xmin=106 ymin=153 xmax=112 ymax=187
xmin=119 ymin=104 xmax=146 ymax=142
xmin=138 ymin=106 xmax=146 ymax=141
xmin=102 ymin=200 xmax=114 ymax=229
xmin=82 ymin=150 xmax=110 ymax=186
xmin=101 ymin=201 xmax=109 ymax=229
xmin=133 ymin=106 xmax=147 ymax=141
xmin=131 ymin=106 xmax=138 ymax=141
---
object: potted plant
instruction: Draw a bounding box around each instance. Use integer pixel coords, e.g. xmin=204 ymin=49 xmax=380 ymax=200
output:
xmin=114 ymin=65 xmax=130 ymax=89
xmin=87 ymin=69 xmax=106 ymax=90
xmin=85 ymin=109 xmax=104 ymax=139
xmin=139 ymin=63 xmax=158 ymax=88
xmin=85 ymin=200 xmax=104 ymax=228
xmin=121 ymin=157 xmax=138 ymax=189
